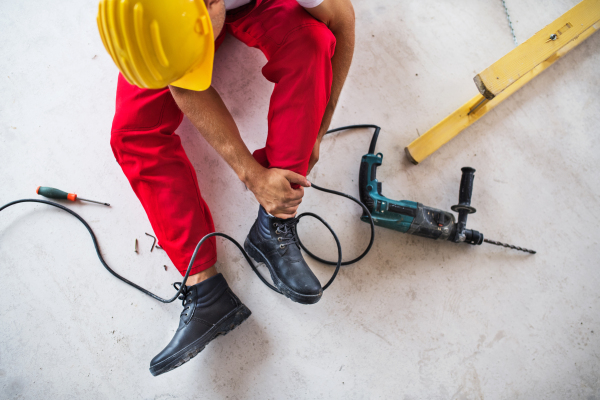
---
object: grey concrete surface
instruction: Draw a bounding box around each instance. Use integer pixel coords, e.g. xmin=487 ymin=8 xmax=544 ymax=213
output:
xmin=1 ymin=0 xmax=599 ymax=398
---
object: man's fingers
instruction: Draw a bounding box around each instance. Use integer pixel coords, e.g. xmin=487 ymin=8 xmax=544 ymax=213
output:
xmin=285 ymin=186 xmax=304 ymax=202
xmin=282 ymin=170 xmax=311 ymax=187
xmin=256 ymin=168 xmax=308 ymax=218
xmin=282 ymin=198 xmax=302 ymax=208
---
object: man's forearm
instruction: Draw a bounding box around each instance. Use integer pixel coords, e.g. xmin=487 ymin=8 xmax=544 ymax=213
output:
xmin=169 ymin=85 xmax=310 ymax=218
xmin=307 ymin=0 xmax=356 ymax=139
xmin=169 ymin=86 xmax=261 ymax=185
xmin=318 ymin=24 xmax=354 ymax=138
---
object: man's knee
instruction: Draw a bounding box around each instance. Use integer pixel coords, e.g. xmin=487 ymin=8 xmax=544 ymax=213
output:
xmin=110 ymin=88 xmax=183 ymax=160
xmin=112 ymin=74 xmax=182 ymax=135
xmin=297 ymin=25 xmax=336 ymax=64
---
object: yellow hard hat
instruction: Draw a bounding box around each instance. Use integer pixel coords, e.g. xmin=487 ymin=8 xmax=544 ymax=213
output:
xmin=97 ymin=0 xmax=214 ymax=91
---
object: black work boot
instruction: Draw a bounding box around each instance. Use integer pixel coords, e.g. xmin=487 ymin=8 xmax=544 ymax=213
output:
xmin=244 ymin=206 xmax=322 ymax=304
xmin=149 ymin=273 xmax=251 ymax=376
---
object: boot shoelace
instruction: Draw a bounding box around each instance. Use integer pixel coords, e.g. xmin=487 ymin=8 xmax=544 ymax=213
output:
xmin=0 ymin=125 xmax=378 ymax=301
xmin=274 ymin=218 xmax=299 ymax=249
xmin=173 ymin=282 xmax=192 ymax=316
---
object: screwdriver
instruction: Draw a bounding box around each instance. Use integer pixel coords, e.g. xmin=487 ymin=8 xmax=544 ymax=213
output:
xmin=36 ymin=186 xmax=110 ymax=206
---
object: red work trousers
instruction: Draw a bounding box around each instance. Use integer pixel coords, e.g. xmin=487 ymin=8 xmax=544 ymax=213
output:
xmin=110 ymin=0 xmax=336 ymax=276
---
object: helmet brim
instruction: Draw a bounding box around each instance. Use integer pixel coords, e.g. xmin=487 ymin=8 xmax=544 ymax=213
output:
xmin=170 ymin=35 xmax=214 ymax=91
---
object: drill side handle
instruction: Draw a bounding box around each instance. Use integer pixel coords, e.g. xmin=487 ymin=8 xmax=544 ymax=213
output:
xmin=450 ymin=167 xmax=483 ymax=244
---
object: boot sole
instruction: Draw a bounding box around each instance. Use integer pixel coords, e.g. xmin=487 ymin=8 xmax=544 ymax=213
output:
xmin=149 ymin=304 xmax=251 ymax=376
xmin=244 ymin=238 xmax=322 ymax=305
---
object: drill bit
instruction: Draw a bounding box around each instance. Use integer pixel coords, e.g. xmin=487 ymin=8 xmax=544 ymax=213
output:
xmin=484 ymin=238 xmax=536 ymax=254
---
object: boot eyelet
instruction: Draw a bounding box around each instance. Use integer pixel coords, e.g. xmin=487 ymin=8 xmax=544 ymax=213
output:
xmin=278 ymin=237 xmax=282 ymax=242
xmin=280 ymin=244 xmax=285 ymax=249
xmin=273 ymin=223 xmax=278 ymax=228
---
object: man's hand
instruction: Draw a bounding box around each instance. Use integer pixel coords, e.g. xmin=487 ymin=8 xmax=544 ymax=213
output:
xmin=247 ymin=168 xmax=311 ymax=218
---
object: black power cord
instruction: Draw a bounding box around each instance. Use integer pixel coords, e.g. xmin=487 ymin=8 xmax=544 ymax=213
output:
xmin=0 ymin=125 xmax=378 ymax=302
xmin=299 ymin=183 xmax=374 ymax=267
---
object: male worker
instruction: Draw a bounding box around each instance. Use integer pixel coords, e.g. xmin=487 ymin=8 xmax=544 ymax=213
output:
xmin=98 ymin=0 xmax=354 ymax=375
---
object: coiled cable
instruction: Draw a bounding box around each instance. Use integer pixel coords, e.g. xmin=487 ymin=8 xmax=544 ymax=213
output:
xmin=0 ymin=125 xmax=377 ymax=302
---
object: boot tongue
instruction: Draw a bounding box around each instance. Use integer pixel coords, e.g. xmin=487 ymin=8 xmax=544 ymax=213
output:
xmin=257 ymin=205 xmax=274 ymax=239
xmin=276 ymin=218 xmax=298 ymax=244
xmin=257 ymin=205 xmax=300 ymax=254
xmin=177 ymin=274 xmax=227 ymax=329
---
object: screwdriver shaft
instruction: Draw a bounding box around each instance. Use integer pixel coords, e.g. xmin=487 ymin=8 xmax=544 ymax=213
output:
xmin=78 ymin=197 xmax=110 ymax=207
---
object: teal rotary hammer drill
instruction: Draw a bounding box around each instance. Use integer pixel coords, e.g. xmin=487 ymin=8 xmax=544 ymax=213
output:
xmin=338 ymin=125 xmax=534 ymax=253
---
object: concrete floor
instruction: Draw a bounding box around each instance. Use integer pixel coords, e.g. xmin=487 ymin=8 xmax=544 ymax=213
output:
xmin=1 ymin=0 xmax=599 ymax=398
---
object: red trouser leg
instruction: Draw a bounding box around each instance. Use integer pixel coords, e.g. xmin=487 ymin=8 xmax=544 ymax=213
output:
xmin=110 ymin=75 xmax=217 ymax=276
xmin=109 ymin=0 xmax=334 ymax=276
xmin=227 ymin=0 xmax=336 ymax=176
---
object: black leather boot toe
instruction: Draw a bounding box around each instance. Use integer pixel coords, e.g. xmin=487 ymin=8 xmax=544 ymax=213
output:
xmin=244 ymin=206 xmax=322 ymax=304
xmin=149 ymin=273 xmax=251 ymax=376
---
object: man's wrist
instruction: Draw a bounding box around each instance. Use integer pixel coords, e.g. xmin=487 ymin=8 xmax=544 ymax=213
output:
xmin=239 ymin=160 xmax=264 ymax=189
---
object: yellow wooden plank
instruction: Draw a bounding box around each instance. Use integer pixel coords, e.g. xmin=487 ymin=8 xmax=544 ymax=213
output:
xmin=405 ymin=23 xmax=598 ymax=164
xmin=475 ymin=0 xmax=600 ymax=99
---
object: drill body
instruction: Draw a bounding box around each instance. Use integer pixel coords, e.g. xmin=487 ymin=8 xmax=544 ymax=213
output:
xmin=357 ymin=127 xmax=483 ymax=245
xmin=359 ymin=153 xmax=457 ymax=241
